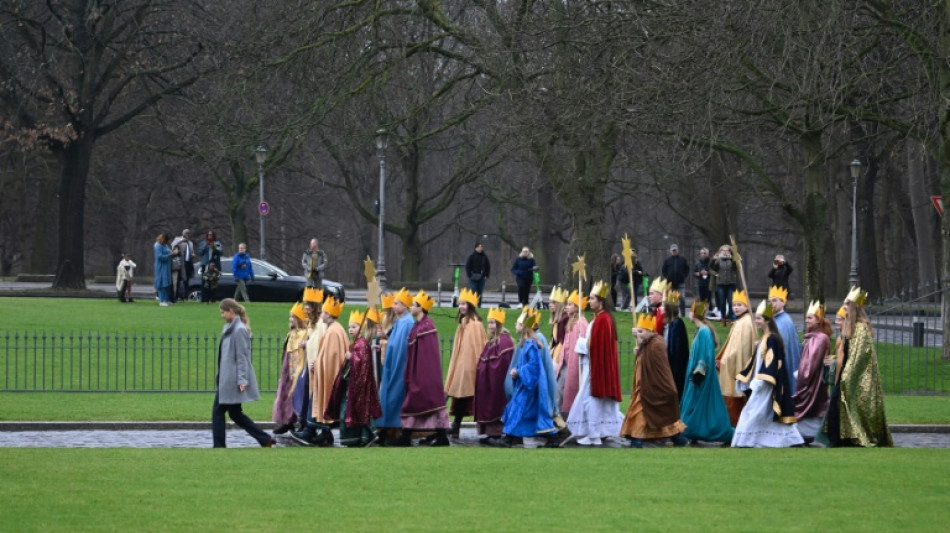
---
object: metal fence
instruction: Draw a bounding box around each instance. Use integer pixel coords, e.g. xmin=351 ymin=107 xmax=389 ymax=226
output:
xmin=865 ymin=282 xmax=948 ymax=394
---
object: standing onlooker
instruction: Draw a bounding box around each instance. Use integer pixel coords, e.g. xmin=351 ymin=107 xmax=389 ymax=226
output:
xmin=153 ymin=233 xmax=175 ymax=307
xmin=301 ymin=238 xmax=328 ymax=289
xmin=661 ymin=244 xmax=690 ymax=317
xmin=465 ymin=241 xmax=491 ymax=306
xmin=611 ymin=255 xmax=631 ymax=310
xmin=693 ymin=247 xmax=712 ymax=310
xmin=631 ymin=250 xmax=646 ymax=305
xmin=212 ymin=298 xmax=275 ymax=448
xmin=171 ymin=229 xmax=195 ymax=302
xmin=116 ymin=253 xmax=136 ymax=303
xmin=768 ymin=255 xmax=794 ymax=294
xmin=610 ymin=254 xmax=622 ymax=306
xmin=510 ymin=246 xmax=537 ymax=308
xmin=710 ymin=245 xmax=739 ymax=320
xmin=199 ymin=230 xmax=223 ymax=273
xmin=232 ymin=243 xmax=255 ymax=302
xmin=201 ymin=263 xmax=221 ymax=303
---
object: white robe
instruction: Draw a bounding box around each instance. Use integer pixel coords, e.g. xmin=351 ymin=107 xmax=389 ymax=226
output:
xmin=731 ymin=343 xmax=804 ymax=448
xmin=566 ymin=321 xmax=623 ymax=444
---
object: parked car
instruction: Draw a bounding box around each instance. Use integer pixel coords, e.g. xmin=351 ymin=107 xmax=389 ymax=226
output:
xmin=186 ymin=258 xmax=345 ymax=303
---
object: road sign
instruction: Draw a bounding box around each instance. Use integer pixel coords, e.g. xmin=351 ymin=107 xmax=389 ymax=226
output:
xmin=258 ymin=201 xmax=271 ymax=216
xmin=932 ymin=196 xmax=944 ymax=217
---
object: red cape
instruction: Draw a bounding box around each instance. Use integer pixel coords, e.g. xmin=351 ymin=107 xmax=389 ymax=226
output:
xmin=590 ymin=310 xmax=622 ymax=402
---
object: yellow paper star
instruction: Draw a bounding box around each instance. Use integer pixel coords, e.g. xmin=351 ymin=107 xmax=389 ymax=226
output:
xmin=621 ymin=233 xmax=634 ymax=271
xmin=366 ymin=278 xmax=381 ymax=310
xmin=571 ymin=255 xmax=587 ymax=282
xmin=363 ymin=256 xmax=377 ymax=284
xmin=729 ymin=235 xmax=742 ymax=266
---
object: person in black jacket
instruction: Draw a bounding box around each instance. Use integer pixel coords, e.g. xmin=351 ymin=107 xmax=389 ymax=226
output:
xmin=768 ymin=255 xmax=794 ymax=295
xmin=465 ymin=242 xmax=491 ymax=306
xmin=510 ymin=247 xmax=537 ymax=307
xmin=693 ymin=247 xmax=712 ymax=307
xmin=661 ymin=244 xmax=690 ymax=316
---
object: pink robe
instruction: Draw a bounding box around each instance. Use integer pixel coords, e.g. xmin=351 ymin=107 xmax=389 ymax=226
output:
xmin=558 ymin=315 xmax=588 ymax=416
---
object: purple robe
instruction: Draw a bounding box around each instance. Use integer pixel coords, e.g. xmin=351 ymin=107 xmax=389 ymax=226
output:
xmin=272 ymin=333 xmax=296 ymax=425
xmin=793 ymin=330 xmax=830 ymax=419
xmin=325 ymin=337 xmax=382 ymax=426
xmin=401 ymin=315 xmax=449 ymax=429
xmin=474 ymin=333 xmax=515 ymax=430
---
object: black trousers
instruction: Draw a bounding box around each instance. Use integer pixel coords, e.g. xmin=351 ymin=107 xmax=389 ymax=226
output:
xmin=516 ymin=278 xmax=531 ymax=306
xmin=212 ymin=392 xmax=271 ymax=448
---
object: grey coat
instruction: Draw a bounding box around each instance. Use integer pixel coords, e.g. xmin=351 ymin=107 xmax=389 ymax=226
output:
xmin=217 ymin=318 xmax=261 ymax=404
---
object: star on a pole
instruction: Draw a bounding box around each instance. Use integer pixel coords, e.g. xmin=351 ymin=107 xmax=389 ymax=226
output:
xmin=571 ymin=255 xmax=587 ymax=282
xmin=621 ymin=233 xmax=634 ymax=271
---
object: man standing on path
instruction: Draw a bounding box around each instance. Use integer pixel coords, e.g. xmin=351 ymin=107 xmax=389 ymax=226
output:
xmin=465 ymin=242 xmax=491 ymax=306
xmin=302 ymin=238 xmax=328 ymax=289
xmin=661 ymin=244 xmax=690 ymax=317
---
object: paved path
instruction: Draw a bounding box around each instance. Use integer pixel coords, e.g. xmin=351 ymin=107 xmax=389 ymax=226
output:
xmin=1 ymin=424 xmax=946 ymax=448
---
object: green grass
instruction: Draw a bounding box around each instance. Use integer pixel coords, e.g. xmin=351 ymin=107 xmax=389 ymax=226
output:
xmin=0 ymin=448 xmax=947 ymax=532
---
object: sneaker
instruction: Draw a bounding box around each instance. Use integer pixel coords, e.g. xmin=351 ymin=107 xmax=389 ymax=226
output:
xmin=159 ymin=302 xmax=170 ymax=307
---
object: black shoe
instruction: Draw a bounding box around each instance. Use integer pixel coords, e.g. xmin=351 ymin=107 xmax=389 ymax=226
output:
xmin=312 ymin=430 xmax=334 ymax=447
xmin=273 ymin=424 xmax=293 ymax=435
xmin=291 ymin=427 xmax=317 ymax=444
xmin=671 ymin=434 xmax=689 ymax=447
xmin=627 ymin=438 xmax=644 ymax=448
xmin=544 ymin=434 xmax=561 ymax=448
xmin=487 ymin=436 xmax=512 ymax=448
xmin=428 ymin=429 xmax=450 ymax=447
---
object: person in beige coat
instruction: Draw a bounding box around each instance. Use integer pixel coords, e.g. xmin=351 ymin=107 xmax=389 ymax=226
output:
xmin=444 ymin=289 xmax=488 ymax=437
xmin=294 ymin=294 xmax=347 ymax=446
xmin=715 ymin=290 xmax=757 ymax=426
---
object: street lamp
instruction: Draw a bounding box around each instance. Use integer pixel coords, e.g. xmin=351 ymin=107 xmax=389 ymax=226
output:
xmin=849 ymin=158 xmax=861 ymax=288
xmin=375 ymin=130 xmax=388 ymax=290
xmin=255 ymin=145 xmax=268 ymax=260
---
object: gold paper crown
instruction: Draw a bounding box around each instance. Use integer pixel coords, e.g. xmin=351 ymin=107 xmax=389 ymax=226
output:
xmin=321 ymin=296 xmax=344 ymax=318
xmin=590 ymin=280 xmax=609 ymax=299
xmin=756 ymin=300 xmax=774 ymax=319
xmin=732 ymin=289 xmax=750 ymax=308
xmin=549 ymin=287 xmax=569 ymax=304
xmin=519 ymin=307 xmax=540 ymax=329
xmin=845 ymin=286 xmax=868 ymax=307
xmin=649 ymin=277 xmax=669 ymax=294
xmin=348 ymin=309 xmax=365 ymax=325
xmin=366 ymin=307 xmax=382 ymax=324
xmin=303 ymin=287 xmax=324 ymax=304
xmin=394 ymin=287 xmax=413 ymax=308
xmin=836 ymin=305 xmax=847 ymax=318
xmin=290 ymin=302 xmax=308 ymax=323
xmin=636 ymin=313 xmax=657 ymax=331
xmin=459 ymin=287 xmax=480 ymax=307
xmin=768 ymin=285 xmax=789 ymax=302
xmin=806 ymin=300 xmax=824 ymax=319
xmin=568 ymin=290 xmax=589 ymax=311
xmin=691 ymin=299 xmax=707 ymax=318
xmin=380 ymin=293 xmax=396 ymax=309
xmin=664 ymin=290 xmax=681 ymax=305
xmin=414 ymin=289 xmax=435 ymax=313
xmin=487 ymin=307 xmax=506 ymax=325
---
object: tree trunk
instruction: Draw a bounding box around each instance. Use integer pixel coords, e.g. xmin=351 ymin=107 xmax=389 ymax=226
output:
xmin=800 ymin=133 xmax=826 ymax=305
xmin=53 ymin=136 xmax=95 ymax=289
xmin=907 ymin=139 xmax=937 ymax=285
xmin=400 ymin=229 xmax=423 ymax=283
xmin=858 ymin=156 xmax=881 ymax=297
xmin=536 ymin=183 xmax=563 ymax=287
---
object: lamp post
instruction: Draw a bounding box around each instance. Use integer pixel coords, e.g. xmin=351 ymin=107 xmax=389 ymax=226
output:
xmin=849 ymin=158 xmax=861 ymax=288
xmin=255 ymin=145 xmax=268 ymax=260
xmin=375 ymin=130 xmax=388 ymax=290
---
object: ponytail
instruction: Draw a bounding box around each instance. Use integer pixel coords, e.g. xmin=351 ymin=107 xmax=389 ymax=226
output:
xmin=220 ymin=298 xmax=252 ymax=335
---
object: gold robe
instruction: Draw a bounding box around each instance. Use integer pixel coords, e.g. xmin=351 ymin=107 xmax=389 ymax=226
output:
xmin=444 ymin=317 xmax=487 ymax=398
xmin=716 ymin=312 xmax=757 ymax=398
xmin=835 ymin=322 xmax=893 ymax=447
xmin=312 ymin=320 xmax=348 ymax=423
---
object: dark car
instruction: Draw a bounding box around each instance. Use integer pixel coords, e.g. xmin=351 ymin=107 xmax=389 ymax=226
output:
xmin=186 ymin=258 xmax=345 ymax=303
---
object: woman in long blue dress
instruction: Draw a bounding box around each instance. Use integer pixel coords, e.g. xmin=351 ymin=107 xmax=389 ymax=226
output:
xmin=679 ymin=301 xmax=734 ymax=444
xmin=153 ymin=233 xmax=174 ymax=306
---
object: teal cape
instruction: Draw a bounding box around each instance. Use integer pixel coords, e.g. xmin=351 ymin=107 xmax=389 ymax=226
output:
xmin=680 ymin=326 xmax=734 ymax=443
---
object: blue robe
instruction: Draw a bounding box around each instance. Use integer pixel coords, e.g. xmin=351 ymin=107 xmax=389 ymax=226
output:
xmin=506 ymin=331 xmax=559 ymax=419
xmin=375 ymin=313 xmax=414 ymax=428
xmin=680 ymin=326 xmax=734 ymax=443
xmin=774 ymin=311 xmax=802 ymax=393
xmin=153 ymin=242 xmax=172 ymax=289
xmin=502 ymin=339 xmax=557 ymax=437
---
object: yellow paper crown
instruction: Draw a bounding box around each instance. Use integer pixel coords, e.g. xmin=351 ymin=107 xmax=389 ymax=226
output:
xmin=549 ymin=287 xmax=568 ymax=304
xmin=459 ymin=287 xmax=480 ymax=307
xmin=845 ymin=286 xmax=868 ymax=307
xmin=691 ymin=299 xmax=707 ymax=318
xmin=836 ymin=305 xmax=847 ymax=318
xmin=322 ymin=296 xmax=344 ymax=318
xmin=303 ymin=287 xmax=324 ymax=304
xmin=768 ymin=285 xmax=789 ymax=302
xmin=664 ymin=290 xmax=681 ymax=305
xmin=732 ymin=289 xmax=750 ymax=308
xmin=366 ymin=307 xmax=382 ymax=324
xmin=756 ymin=300 xmax=774 ymax=319
xmin=590 ymin=280 xmax=609 ymax=299
xmin=380 ymin=293 xmax=396 ymax=309
xmin=290 ymin=302 xmax=308 ymax=323
xmin=568 ymin=290 xmax=589 ymax=311
xmin=395 ymin=287 xmax=413 ymax=308
xmin=487 ymin=307 xmax=506 ymax=325
xmin=636 ymin=313 xmax=657 ymax=331
xmin=519 ymin=307 xmax=540 ymax=329
xmin=649 ymin=277 xmax=669 ymax=294
xmin=414 ymin=289 xmax=435 ymax=313
xmin=806 ymin=300 xmax=824 ymax=319
xmin=348 ymin=309 xmax=365 ymax=325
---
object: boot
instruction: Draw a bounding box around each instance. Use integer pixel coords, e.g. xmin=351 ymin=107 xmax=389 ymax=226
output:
xmin=394 ymin=429 xmax=413 ymax=447
xmin=273 ymin=424 xmax=293 ymax=435
xmin=544 ymin=433 xmax=561 ymax=448
xmin=487 ymin=435 xmax=512 ymax=448
xmin=449 ymin=416 xmax=463 ymax=438
xmin=428 ymin=429 xmax=450 ymax=447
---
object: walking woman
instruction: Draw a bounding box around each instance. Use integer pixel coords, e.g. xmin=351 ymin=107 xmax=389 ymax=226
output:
xmin=679 ymin=301 xmax=734 ymax=444
xmin=212 ymin=298 xmax=275 ymax=448
xmin=444 ymin=289 xmax=488 ymax=437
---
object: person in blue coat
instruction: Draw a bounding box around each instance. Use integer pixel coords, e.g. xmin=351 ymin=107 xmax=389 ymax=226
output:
xmin=680 ymin=301 xmax=734 ymax=444
xmin=495 ymin=308 xmax=557 ymax=447
xmin=374 ymin=288 xmax=415 ymax=445
xmin=153 ymin=233 xmax=174 ymax=306
xmin=232 ymin=243 xmax=255 ymax=302
xmin=769 ymin=286 xmax=802 ymax=392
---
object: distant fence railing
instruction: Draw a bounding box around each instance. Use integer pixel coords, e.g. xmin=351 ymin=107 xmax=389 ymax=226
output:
xmin=865 ymin=282 xmax=947 ymax=394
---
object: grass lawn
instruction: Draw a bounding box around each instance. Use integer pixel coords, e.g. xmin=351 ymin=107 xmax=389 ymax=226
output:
xmin=1 ymin=448 xmax=948 ymax=532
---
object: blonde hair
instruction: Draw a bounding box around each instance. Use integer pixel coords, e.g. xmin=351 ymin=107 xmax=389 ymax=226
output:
xmin=841 ymin=300 xmax=873 ymax=340
xmin=362 ymin=321 xmax=378 ymax=341
xmin=220 ymin=298 xmax=251 ymax=334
